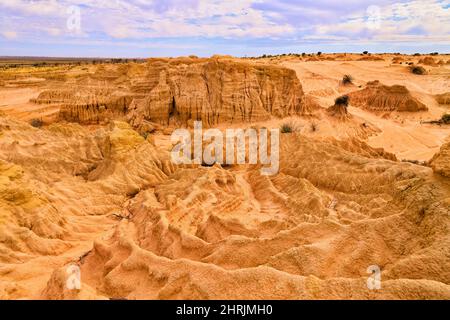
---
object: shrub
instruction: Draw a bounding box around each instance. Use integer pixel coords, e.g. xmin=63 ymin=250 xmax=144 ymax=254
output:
xmin=280 ymin=123 xmax=293 ymax=133
xmin=30 ymin=118 xmax=43 ymax=128
xmin=342 ymin=74 xmax=353 ymax=85
xmin=317 ymin=51 xmax=322 ymax=56
xmin=335 ymin=95 xmax=349 ymax=106
xmin=441 ymin=114 xmax=450 ymax=124
xmin=363 ymin=51 xmax=369 ymax=55
xmin=411 ymin=65 xmax=426 ymax=75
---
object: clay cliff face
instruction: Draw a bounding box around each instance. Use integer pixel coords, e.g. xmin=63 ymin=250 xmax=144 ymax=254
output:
xmin=34 ymin=58 xmax=305 ymax=128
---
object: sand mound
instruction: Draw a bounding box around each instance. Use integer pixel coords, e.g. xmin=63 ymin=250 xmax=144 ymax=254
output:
xmin=435 ymin=93 xmax=450 ymax=105
xmin=418 ymin=57 xmax=438 ymax=67
xmin=358 ymin=55 xmax=384 ymax=61
xmin=392 ymin=57 xmax=405 ymax=64
xmin=429 ymin=140 xmax=450 ymax=178
xmin=348 ymin=80 xmax=428 ymax=112
xmin=327 ymin=96 xmax=351 ymax=120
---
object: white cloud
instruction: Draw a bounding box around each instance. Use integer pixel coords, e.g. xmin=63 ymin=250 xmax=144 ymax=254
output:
xmin=313 ymin=0 xmax=450 ymax=42
xmin=0 ymin=0 xmax=448 ymax=50
xmin=1 ymin=30 xmax=18 ymax=39
xmin=0 ymin=0 xmax=294 ymax=39
xmin=0 ymin=0 xmax=64 ymax=16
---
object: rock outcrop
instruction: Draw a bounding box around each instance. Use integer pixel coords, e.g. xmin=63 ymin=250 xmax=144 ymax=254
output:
xmin=348 ymin=80 xmax=428 ymax=112
xmin=36 ymin=58 xmax=306 ymax=127
xmin=418 ymin=57 xmax=438 ymax=66
xmin=128 ymin=59 xmax=305 ymax=127
xmin=435 ymin=92 xmax=450 ymax=105
xmin=429 ymin=141 xmax=450 ymax=178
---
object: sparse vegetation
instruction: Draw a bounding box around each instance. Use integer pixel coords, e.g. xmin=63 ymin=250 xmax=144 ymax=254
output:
xmin=280 ymin=123 xmax=293 ymax=133
xmin=342 ymin=74 xmax=353 ymax=85
xmin=411 ymin=65 xmax=426 ymax=75
xmin=422 ymin=113 xmax=450 ymax=125
xmin=402 ymin=159 xmax=426 ymax=166
xmin=30 ymin=118 xmax=43 ymax=128
xmin=280 ymin=121 xmax=302 ymax=133
xmin=335 ymin=95 xmax=349 ymax=106
xmin=441 ymin=114 xmax=450 ymax=124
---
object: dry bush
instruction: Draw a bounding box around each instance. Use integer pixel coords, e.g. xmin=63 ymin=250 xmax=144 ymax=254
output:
xmin=280 ymin=123 xmax=293 ymax=133
xmin=335 ymin=95 xmax=349 ymax=106
xmin=342 ymin=74 xmax=353 ymax=85
xmin=280 ymin=121 xmax=302 ymax=133
xmin=441 ymin=114 xmax=450 ymax=124
xmin=411 ymin=65 xmax=426 ymax=75
xmin=30 ymin=118 xmax=43 ymax=128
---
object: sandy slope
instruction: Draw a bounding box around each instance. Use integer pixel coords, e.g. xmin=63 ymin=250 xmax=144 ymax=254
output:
xmin=0 ymin=88 xmax=59 ymax=123
xmin=283 ymin=59 xmax=450 ymax=161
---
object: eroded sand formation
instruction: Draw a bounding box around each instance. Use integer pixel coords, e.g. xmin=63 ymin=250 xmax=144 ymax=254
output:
xmin=33 ymin=58 xmax=306 ymax=128
xmin=0 ymin=54 xmax=449 ymax=300
xmin=348 ymin=81 xmax=428 ymax=112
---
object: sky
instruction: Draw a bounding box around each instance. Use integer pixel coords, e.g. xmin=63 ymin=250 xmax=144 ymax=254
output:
xmin=0 ymin=0 xmax=449 ymax=58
